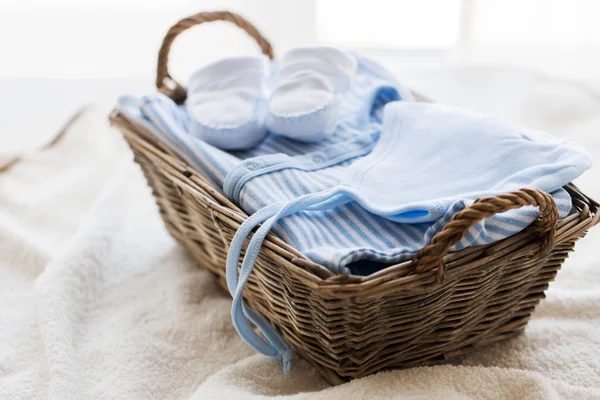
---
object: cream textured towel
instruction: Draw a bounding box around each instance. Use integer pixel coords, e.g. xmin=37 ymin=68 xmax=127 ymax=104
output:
xmin=2 ymin=69 xmax=600 ymax=399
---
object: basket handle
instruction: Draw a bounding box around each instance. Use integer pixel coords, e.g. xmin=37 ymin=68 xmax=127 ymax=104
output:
xmin=156 ymin=11 xmax=275 ymax=104
xmin=412 ymin=188 xmax=559 ymax=284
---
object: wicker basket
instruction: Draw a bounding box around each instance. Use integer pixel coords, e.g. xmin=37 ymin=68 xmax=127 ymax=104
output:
xmin=109 ymin=11 xmax=600 ymax=385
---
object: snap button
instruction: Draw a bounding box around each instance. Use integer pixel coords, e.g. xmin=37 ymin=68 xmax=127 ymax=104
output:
xmin=312 ymin=154 xmax=325 ymax=163
xmin=245 ymin=161 xmax=258 ymax=171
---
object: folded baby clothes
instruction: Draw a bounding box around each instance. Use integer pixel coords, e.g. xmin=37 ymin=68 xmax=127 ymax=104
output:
xmin=116 ymin=50 xmax=591 ymax=373
xmin=224 ymin=97 xmax=591 ymax=298
xmin=326 ymin=101 xmax=592 ymax=223
xmin=117 ymin=51 xmax=584 ymax=273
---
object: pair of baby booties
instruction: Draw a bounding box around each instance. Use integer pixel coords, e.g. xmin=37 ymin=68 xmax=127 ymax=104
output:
xmin=187 ymin=46 xmax=357 ymax=150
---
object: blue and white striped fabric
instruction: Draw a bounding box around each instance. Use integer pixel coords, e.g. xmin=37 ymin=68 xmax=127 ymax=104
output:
xmin=117 ymin=53 xmax=574 ymax=276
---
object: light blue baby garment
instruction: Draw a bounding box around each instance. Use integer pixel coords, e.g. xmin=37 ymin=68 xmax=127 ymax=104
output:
xmin=329 ymin=101 xmax=592 ymax=223
xmin=224 ymin=101 xmax=591 ymax=374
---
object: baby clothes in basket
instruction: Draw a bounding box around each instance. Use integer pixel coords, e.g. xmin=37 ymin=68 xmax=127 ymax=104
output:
xmin=117 ymin=53 xmax=579 ymax=274
xmin=117 ymin=50 xmax=591 ymax=373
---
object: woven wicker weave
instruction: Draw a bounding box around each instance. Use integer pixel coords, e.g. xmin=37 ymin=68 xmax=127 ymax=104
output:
xmin=109 ymin=11 xmax=600 ymax=385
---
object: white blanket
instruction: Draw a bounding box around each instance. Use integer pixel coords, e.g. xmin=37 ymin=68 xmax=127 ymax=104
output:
xmin=2 ymin=70 xmax=600 ymax=399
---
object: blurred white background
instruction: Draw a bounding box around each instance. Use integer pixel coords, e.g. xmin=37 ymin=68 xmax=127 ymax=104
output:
xmin=2 ymin=0 xmax=600 ymax=150
xmin=3 ymin=0 xmax=600 ymax=80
